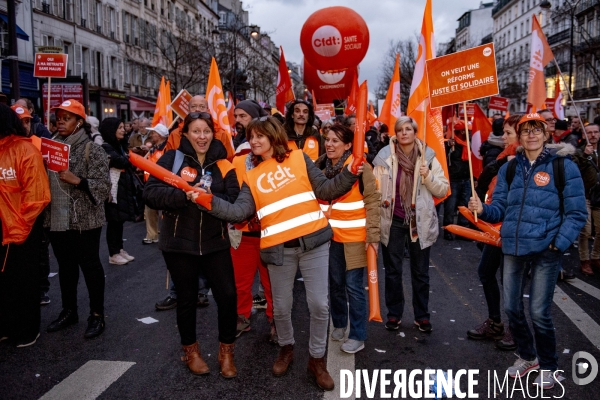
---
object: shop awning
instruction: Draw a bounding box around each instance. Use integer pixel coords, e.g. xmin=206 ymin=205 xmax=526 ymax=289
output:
xmin=130 ymin=96 xmax=156 ymax=112
xmin=0 ymin=15 xmax=29 ymax=41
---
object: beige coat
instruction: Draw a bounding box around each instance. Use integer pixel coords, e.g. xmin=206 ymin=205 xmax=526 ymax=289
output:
xmin=373 ymin=137 xmax=449 ymax=249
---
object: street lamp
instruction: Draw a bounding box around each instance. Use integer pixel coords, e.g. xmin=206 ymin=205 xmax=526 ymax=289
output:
xmin=540 ymin=0 xmax=582 ymax=93
xmin=213 ymin=24 xmax=260 ymax=102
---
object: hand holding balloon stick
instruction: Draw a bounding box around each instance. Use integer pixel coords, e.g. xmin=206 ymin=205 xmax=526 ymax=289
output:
xmin=128 ymin=151 xmax=213 ymax=209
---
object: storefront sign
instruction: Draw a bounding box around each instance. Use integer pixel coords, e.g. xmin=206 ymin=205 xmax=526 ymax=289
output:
xmin=426 ymin=44 xmax=499 ymax=108
xmin=41 ymin=138 xmax=70 ymax=172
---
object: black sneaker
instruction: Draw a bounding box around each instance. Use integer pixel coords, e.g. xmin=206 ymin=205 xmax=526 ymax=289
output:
xmin=414 ymin=319 xmax=433 ymax=333
xmin=443 ymin=231 xmax=454 ymax=241
xmin=16 ymin=333 xmax=40 ymax=348
xmin=558 ymin=270 xmax=576 ymax=282
xmin=197 ymin=294 xmax=209 ymax=308
xmin=40 ymin=292 xmax=50 ymax=305
xmin=467 ymin=318 xmax=504 ymax=340
xmin=47 ymin=309 xmax=78 ymax=332
xmin=253 ymin=294 xmax=267 ymax=309
xmin=84 ymin=313 xmax=105 ymax=339
xmin=385 ymin=318 xmax=401 ymax=331
xmin=155 ymin=296 xmax=177 ymax=311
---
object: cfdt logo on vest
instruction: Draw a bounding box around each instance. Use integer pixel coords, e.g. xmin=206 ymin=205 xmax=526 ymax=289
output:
xmin=0 ymin=167 xmax=17 ymax=182
xmin=257 ymin=166 xmax=296 ymax=193
xmin=312 ymin=26 xmax=342 ymax=57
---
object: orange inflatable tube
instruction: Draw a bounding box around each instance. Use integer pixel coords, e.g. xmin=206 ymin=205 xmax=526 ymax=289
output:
xmin=457 ymin=206 xmax=501 ymax=237
xmin=129 ymin=151 xmax=212 ymax=209
xmin=367 ymin=245 xmax=382 ymax=322
xmin=444 ymin=225 xmax=502 ymax=247
xmin=351 ymin=81 xmax=369 ymax=174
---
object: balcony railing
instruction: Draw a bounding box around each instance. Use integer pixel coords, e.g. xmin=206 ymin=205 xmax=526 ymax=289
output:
xmin=492 ymin=0 xmax=512 ymax=16
xmin=576 ymin=0 xmax=599 ymax=16
xmin=41 ymin=2 xmax=51 ymax=13
xmin=547 ymin=29 xmax=570 ymax=45
xmin=96 ymin=25 xmax=102 ymax=34
xmin=81 ymin=18 xmax=86 ymax=28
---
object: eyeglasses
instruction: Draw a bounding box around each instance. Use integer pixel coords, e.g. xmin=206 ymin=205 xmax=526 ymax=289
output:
xmin=521 ymin=128 xmax=544 ymax=136
xmin=545 ymin=118 xmax=557 ymax=123
xmin=188 ymin=112 xmax=212 ymax=119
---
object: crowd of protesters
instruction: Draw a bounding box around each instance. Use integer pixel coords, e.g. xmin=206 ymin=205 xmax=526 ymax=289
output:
xmin=1 ymin=93 xmax=599 ymax=391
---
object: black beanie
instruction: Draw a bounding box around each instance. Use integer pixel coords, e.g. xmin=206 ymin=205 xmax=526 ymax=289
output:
xmin=492 ymin=118 xmax=504 ymax=136
xmin=555 ymin=119 xmax=568 ymax=130
xmin=235 ymin=100 xmax=268 ymax=119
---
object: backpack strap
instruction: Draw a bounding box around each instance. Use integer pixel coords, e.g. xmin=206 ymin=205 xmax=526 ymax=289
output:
xmin=505 ymin=158 xmax=518 ymax=189
xmin=553 ymin=157 xmax=566 ymax=216
xmin=171 ymin=150 xmax=185 ymax=174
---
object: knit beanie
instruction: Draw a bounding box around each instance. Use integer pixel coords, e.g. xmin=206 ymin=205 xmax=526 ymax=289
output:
xmin=492 ymin=118 xmax=504 ymax=136
xmin=235 ymin=100 xmax=268 ymax=119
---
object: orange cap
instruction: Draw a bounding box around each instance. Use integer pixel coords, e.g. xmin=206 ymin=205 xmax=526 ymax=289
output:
xmin=11 ymin=104 xmax=32 ymax=119
xmin=53 ymin=99 xmax=87 ymax=120
xmin=518 ymin=106 xmax=547 ymax=127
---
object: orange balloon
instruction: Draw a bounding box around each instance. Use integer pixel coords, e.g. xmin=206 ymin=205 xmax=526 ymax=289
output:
xmin=300 ymin=6 xmax=369 ymax=71
xmin=444 ymin=225 xmax=501 ymax=247
xmin=367 ymin=245 xmax=382 ymax=322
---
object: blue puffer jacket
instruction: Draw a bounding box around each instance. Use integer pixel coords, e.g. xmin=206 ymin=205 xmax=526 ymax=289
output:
xmin=480 ymin=144 xmax=587 ymax=256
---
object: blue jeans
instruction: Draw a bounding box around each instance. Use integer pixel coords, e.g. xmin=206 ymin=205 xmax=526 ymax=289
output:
xmin=478 ymin=244 xmax=504 ymax=321
xmin=382 ymin=217 xmax=431 ymax=321
xmin=329 ymin=240 xmax=367 ymax=341
xmin=169 ymin=272 xmax=210 ymax=298
xmin=504 ymin=249 xmax=561 ymax=370
xmin=443 ymin=179 xmax=471 ymax=227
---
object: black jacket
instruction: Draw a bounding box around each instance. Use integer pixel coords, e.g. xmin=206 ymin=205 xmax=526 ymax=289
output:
xmin=143 ymin=136 xmax=239 ymax=256
xmin=480 ymin=140 xmax=503 ymax=169
xmin=285 ymin=125 xmax=325 ymax=157
xmin=102 ymin=142 xmax=139 ymax=222
xmin=445 ymin=139 xmax=471 ymax=180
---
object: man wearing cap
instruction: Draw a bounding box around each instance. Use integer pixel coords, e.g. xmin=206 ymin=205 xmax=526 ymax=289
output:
xmin=142 ymin=123 xmax=169 ymax=245
xmin=468 ymin=110 xmax=586 ymax=389
xmin=551 ymin=119 xmax=579 ymax=148
xmin=232 ymin=99 xmax=268 ymax=150
xmin=128 ymin=118 xmax=151 ymax=155
xmin=16 ymin=98 xmax=51 ymax=139
xmin=283 ymin=99 xmax=324 ymax=162
xmin=443 ymin=120 xmax=472 ymax=239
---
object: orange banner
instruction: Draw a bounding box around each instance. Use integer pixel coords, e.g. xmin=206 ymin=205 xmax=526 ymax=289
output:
xmin=527 ymin=15 xmax=554 ymax=110
xmin=379 ymin=53 xmax=401 ymax=129
xmin=426 ymin=44 xmax=499 ymax=108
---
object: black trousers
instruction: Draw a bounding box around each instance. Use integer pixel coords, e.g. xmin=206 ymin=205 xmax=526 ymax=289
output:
xmin=49 ymin=227 xmax=105 ymax=315
xmin=0 ymin=218 xmax=43 ymax=341
xmin=106 ymin=220 xmax=124 ymax=256
xmin=40 ymin=227 xmax=51 ymax=293
xmin=163 ymin=249 xmax=237 ymax=346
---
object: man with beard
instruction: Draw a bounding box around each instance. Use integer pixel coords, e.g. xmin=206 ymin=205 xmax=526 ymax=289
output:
xmin=283 ymin=99 xmax=323 ymax=161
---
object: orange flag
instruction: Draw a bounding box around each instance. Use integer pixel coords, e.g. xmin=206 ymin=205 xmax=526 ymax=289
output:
xmin=152 ymin=76 xmax=168 ymax=126
xmin=276 ymin=47 xmax=295 ymax=112
xmin=527 ymin=15 xmax=554 ymax=110
xmin=379 ymin=53 xmax=401 ymax=130
xmin=344 ymin=72 xmax=359 ymax=116
xmin=367 ymin=101 xmax=378 ymax=127
xmin=226 ymin=91 xmax=236 ymax=132
xmin=407 ymin=0 xmax=449 ymax=203
xmin=206 ymin=57 xmax=235 ymax=160
xmin=470 ymin=104 xmax=492 ymax=178
xmin=553 ymin=73 xmax=565 ymax=120
xmin=164 ymin=80 xmax=173 ymax=127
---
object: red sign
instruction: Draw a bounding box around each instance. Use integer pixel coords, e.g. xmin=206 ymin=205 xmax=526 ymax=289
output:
xmin=526 ymin=99 xmax=555 ymax=114
xmin=458 ymin=103 xmax=475 ymax=117
xmin=34 ymin=53 xmax=69 ymax=78
xmin=488 ymin=96 xmax=509 ymax=112
xmin=314 ymin=104 xmax=335 ymax=121
xmin=171 ymin=89 xmax=193 ymax=119
xmin=41 ymin=138 xmax=70 ymax=172
xmin=42 ymin=83 xmax=84 ymax=121
xmin=426 ymin=44 xmax=499 ymax=108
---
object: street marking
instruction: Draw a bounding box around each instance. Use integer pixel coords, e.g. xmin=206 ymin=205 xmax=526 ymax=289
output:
xmin=40 ymin=360 xmax=135 ymax=400
xmin=325 ymin=319 xmax=355 ymax=400
xmin=553 ymin=285 xmax=600 ymax=349
xmin=567 ymin=278 xmax=600 ymax=301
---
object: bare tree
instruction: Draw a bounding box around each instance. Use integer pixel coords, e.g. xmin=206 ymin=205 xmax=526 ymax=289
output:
xmin=376 ymin=38 xmax=417 ymax=113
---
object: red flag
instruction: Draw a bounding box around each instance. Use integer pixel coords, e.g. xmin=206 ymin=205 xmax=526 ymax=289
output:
xmin=379 ymin=53 xmax=401 ymax=130
xmin=311 ymin=89 xmax=317 ymax=109
xmin=407 ymin=0 xmax=449 ymax=203
xmin=470 ymin=103 xmax=492 ymax=178
xmin=276 ymin=47 xmax=295 ymax=112
xmin=527 ymin=15 xmax=554 ymax=110
xmin=344 ymin=72 xmax=359 ymax=116
xmin=152 ymin=76 xmax=168 ymax=126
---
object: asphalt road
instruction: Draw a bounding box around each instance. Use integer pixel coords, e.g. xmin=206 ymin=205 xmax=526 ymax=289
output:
xmin=1 ymin=220 xmax=599 ymax=400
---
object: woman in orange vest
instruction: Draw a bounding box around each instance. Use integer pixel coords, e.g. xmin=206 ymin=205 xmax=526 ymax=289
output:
xmin=189 ymin=116 xmax=362 ymax=391
xmin=0 ymin=104 xmax=50 ymax=348
xmin=373 ymin=116 xmax=449 ymax=333
xmin=316 ymin=124 xmax=380 ymax=354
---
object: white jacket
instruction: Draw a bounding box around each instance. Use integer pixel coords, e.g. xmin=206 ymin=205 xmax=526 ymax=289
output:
xmin=373 ymin=138 xmax=449 ymax=249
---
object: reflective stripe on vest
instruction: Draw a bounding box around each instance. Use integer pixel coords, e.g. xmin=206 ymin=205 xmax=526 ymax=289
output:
xmin=245 ymin=150 xmax=328 ymax=249
xmin=318 ymin=155 xmax=366 ymax=243
xmin=288 ymin=137 xmax=319 ymax=161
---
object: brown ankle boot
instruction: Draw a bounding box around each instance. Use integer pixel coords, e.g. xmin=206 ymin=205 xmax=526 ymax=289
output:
xmin=181 ymin=342 xmax=209 ymax=375
xmin=307 ymin=355 xmax=334 ymax=391
xmin=581 ymin=260 xmax=595 ymax=276
xmin=272 ymin=344 xmax=294 ymax=376
xmin=218 ymin=342 xmax=237 ymax=378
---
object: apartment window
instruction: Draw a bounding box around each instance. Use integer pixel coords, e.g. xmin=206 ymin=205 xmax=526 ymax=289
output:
xmin=526 ymin=19 xmax=530 ymax=34
xmin=82 ymin=47 xmax=89 ymax=78
xmin=96 ymin=1 xmax=102 ymax=33
xmin=521 ymin=22 xmax=524 ymax=38
xmin=522 ymin=0 xmax=525 ymax=13
xmin=110 ymin=7 xmax=115 ymax=39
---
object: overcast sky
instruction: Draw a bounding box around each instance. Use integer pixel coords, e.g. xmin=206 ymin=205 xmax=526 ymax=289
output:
xmin=243 ymin=0 xmax=481 ymax=100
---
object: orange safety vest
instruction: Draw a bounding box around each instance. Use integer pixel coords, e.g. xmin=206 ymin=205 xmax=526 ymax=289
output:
xmin=231 ymin=153 xmax=251 ymax=232
xmin=244 ymin=150 xmax=328 ymax=249
xmin=288 ymin=136 xmax=319 ymax=161
xmin=318 ymin=156 xmax=366 ymax=243
xmin=144 ymin=148 xmax=165 ymax=181
xmin=30 ymin=135 xmax=42 ymax=151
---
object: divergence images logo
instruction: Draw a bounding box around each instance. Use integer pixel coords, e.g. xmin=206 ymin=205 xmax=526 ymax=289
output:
xmin=312 ymin=25 xmax=342 ymax=57
xmin=257 ymin=165 xmax=295 ymax=193
xmin=573 ymin=351 xmax=598 ymax=386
